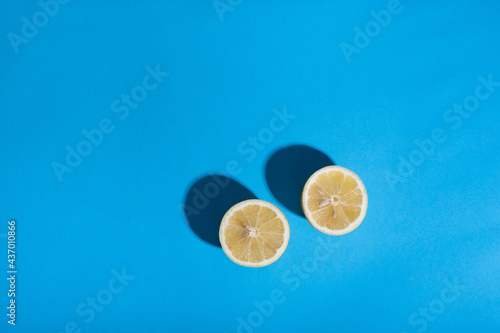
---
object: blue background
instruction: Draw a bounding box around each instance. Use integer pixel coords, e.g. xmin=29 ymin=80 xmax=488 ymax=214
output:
xmin=1 ymin=0 xmax=499 ymax=332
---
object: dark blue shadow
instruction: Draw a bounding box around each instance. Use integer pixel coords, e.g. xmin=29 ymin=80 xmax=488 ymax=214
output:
xmin=183 ymin=174 xmax=257 ymax=247
xmin=265 ymin=145 xmax=334 ymax=217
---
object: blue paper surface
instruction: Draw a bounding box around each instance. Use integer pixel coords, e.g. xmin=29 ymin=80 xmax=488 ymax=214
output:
xmin=1 ymin=1 xmax=499 ymax=332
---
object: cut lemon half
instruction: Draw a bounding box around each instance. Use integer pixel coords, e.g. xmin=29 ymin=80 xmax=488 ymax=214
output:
xmin=302 ymin=166 xmax=368 ymax=235
xmin=219 ymin=199 xmax=290 ymax=267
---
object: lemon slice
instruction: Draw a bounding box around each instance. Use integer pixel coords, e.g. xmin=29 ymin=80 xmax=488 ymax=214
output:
xmin=219 ymin=199 xmax=290 ymax=267
xmin=302 ymin=166 xmax=368 ymax=235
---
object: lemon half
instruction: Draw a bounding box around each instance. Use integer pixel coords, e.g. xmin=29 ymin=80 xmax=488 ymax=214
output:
xmin=302 ymin=166 xmax=368 ymax=235
xmin=219 ymin=199 xmax=289 ymax=267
